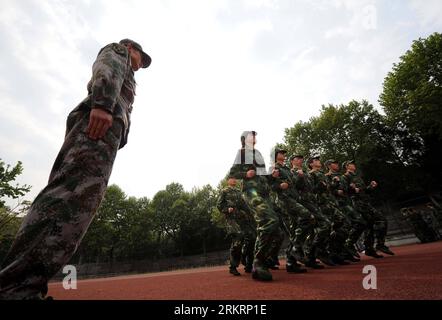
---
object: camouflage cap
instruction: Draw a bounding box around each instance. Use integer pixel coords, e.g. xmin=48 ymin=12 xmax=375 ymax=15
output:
xmin=272 ymin=147 xmax=287 ymax=161
xmin=307 ymin=155 xmax=320 ymax=168
xmin=119 ymin=38 xmax=152 ymax=68
xmin=342 ymin=159 xmax=355 ymax=168
xmin=324 ymin=159 xmax=339 ymax=167
xmin=289 ymin=154 xmax=304 ymax=161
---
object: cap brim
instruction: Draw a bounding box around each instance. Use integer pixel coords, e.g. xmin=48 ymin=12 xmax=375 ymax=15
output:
xmin=141 ymin=51 xmax=152 ymax=68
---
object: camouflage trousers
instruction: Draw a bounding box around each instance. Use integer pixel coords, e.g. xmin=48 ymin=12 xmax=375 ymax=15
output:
xmin=339 ymin=202 xmax=367 ymax=250
xmin=318 ymin=202 xmax=349 ymax=257
xmin=275 ymin=195 xmax=315 ymax=262
xmin=226 ymin=217 xmax=256 ymax=269
xmin=244 ymin=191 xmax=282 ymax=267
xmin=0 ymin=109 xmax=122 ymax=300
xmin=353 ymin=200 xmax=387 ymax=250
xmin=299 ymin=200 xmax=332 ymax=260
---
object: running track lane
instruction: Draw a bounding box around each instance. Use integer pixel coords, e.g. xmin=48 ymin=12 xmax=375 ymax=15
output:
xmin=48 ymin=241 xmax=442 ymax=300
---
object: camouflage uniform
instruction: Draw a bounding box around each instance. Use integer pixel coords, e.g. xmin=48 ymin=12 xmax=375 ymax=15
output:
xmin=268 ymin=162 xmax=315 ymax=266
xmin=291 ymin=165 xmax=333 ymax=265
xmin=344 ymin=171 xmax=389 ymax=252
xmin=309 ymin=168 xmax=349 ymax=262
xmin=229 ymin=144 xmax=283 ymax=280
xmin=328 ymin=169 xmax=366 ymax=256
xmin=217 ymin=186 xmax=257 ymax=272
xmin=0 ymin=41 xmax=147 ymax=299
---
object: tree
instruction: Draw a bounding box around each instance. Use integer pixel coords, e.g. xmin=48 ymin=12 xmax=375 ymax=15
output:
xmin=380 ymin=32 xmax=442 ymax=193
xmin=0 ymin=159 xmax=31 ymax=208
xmin=282 ymin=100 xmax=424 ymax=201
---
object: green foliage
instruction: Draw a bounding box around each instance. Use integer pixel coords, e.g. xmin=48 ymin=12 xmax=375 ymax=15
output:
xmin=380 ymin=32 xmax=442 ymax=192
xmin=380 ymin=32 xmax=442 ymax=138
xmin=0 ymin=159 xmax=31 ymax=208
xmin=74 ymin=183 xmax=227 ymax=263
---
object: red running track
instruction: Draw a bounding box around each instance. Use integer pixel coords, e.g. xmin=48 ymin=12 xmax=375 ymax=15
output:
xmin=48 ymin=241 xmax=442 ymax=300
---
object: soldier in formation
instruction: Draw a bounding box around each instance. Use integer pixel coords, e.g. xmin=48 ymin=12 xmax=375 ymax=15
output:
xmin=221 ymin=131 xmax=397 ymax=281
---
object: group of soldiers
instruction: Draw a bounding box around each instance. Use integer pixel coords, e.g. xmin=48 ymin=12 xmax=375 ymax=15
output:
xmin=217 ymin=130 xmax=394 ymax=281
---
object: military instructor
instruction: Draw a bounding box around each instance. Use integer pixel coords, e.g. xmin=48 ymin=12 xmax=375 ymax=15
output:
xmin=0 ymin=39 xmax=151 ymax=300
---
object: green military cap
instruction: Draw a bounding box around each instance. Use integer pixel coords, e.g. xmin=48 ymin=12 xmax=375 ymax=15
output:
xmin=272 ymin=147 xmax=287 ymax=161
xmin=119 ymin=38 xmax=152 ymax=68
xmin=324 ymin=159 xmax=338 ymax=167
xmin=274 ymin=148 xmax=287 ymax=154
xmin=342 ymin=159 xmax=355 ymax=168
xmin=289 ymin=154 xmax=304 ymax=161
xmin=306 ymin=155 xmax=320 ymax=168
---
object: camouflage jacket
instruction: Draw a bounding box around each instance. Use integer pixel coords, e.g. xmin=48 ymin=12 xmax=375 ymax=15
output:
xmin=343 ymin=171 xmax=374 ymax=202
xmin=327 ymin=170 xmax=352 ymax=206
xmin=268 ymin=162 xmax=298 ymax=200
xmin=290 ymin=165 xmax=316 ymax=203
xmin=309 ymin=169 xmax=337 ymax=206
xmin=217 ymin=186 xmax=254 ymax=225
xmin=72 ymin=42 xmax=136 ymax=149
xmin=229 ymin=148 xmax=271 ymax=198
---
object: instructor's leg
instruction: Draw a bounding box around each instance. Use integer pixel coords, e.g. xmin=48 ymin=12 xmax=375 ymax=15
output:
xmin=0 ymin=111 xmax=122 ymax=299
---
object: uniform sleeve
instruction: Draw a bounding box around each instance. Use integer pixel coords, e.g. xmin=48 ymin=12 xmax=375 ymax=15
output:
xmin=90 ymin=43 xmax=129 ymax=114
xmin=216 ymin=190 xmax=228 ymax=214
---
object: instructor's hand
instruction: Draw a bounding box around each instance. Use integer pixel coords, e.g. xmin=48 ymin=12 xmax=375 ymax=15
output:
xmin=87 ymin=108 xmax=113 ymax=140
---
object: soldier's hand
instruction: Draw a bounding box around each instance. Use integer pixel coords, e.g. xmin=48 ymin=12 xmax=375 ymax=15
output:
xmin=355 ymin=187 xmax=360 ymax=193
xmin=297 ymin=169 xmax=304 ymax=176
xmin=87 ymin=108 xmax=113 ymax=140
xmin=280 ymin=182 xmax=289 ymax=190
xmin=370 ymin=181 xmax=378 ymax=188
xmin=272 ymin=169 xmax=280 ymax=178
xmin=246 ymin=170 xmax=256 ymax=178
xmin=337 ymin=190 xmax=344 ymax=196
xmin=228 ymin=207 xmax=234 ymax=214
xmin=350 ymin=183 xmax=356 ymax=189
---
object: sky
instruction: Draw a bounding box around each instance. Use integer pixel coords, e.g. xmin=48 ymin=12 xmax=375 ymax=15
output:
xmin=1 ymin=0 xmax=441 ymax=206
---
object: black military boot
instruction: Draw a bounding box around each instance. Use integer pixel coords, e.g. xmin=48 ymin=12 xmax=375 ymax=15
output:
xmin=268 ymin=258 xmax=280 ymax=270
xmin=365 ymin=248 xmax=384 ymax=258
xmin=286 ymin=263 xmax=308 ymax=273
xmin=229 ymin=267 xmax=241 ymax=276
xmin=304 ymin=259 xmax=325 ymax=269
xmin=317 ymin=251 xmax=337 ymax=266
xmin=343 ymin=254 xmax=360 ymax=262
xmin=331 ymin=255 xmax=350 ymax=265
xmin=376 ymin=245 xmax=395 ymax=256
xmin=252 ymin=261 xmax=273 ymax=281
xmin=244 ymin=265 xmax=253 ymax=273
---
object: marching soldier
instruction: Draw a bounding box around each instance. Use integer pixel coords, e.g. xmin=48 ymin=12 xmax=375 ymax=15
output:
xmin=217 ymin=177 xmax=257 ymax=276
xmin=343 ymin=160 xmax=394 ymax=256
xmin=229 ymin=131 xmax=284 ymax=281
xmin=326 ymin=160 xmax=366 ymax=260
